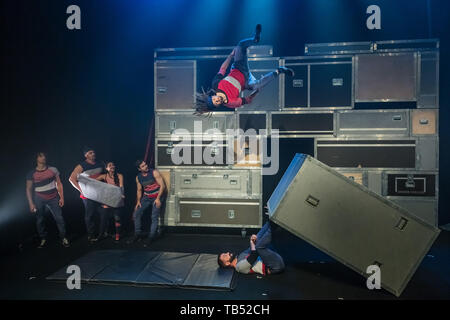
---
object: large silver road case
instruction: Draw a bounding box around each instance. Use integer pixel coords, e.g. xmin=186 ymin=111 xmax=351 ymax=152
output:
xmin=267 ymin=154 xmax=440 ymax=297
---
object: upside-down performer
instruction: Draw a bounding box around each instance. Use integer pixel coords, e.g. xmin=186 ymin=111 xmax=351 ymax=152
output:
xmin=194 ymin=24 xmax=294 ymax=115
xmin=217 ymin=221 xmax=285 ymax=276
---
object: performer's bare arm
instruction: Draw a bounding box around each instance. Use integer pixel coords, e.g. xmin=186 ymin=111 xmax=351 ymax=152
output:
xmin=55 ymin=174 xmax=64 ymax=207
xmin=118 ymin=173 xmax=124 ymax=188
xmin=118 ymin=173 xmax=125 ymax=198
xmin=95 ymin=174 xmax=106 ymax=182
xmin=153 ymin=169 xmax=166 ymax=209
xmin=69 ymin=164 xmax=83 ymax=193
xmin=135 ymin=176 xmax=142 ymax=210
xmin=26 ymin=180 xmax=36 ymax=213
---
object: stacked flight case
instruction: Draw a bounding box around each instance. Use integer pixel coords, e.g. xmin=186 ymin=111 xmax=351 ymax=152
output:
xmin=303 ymin=40 xmax=440 ymax=226
xmin=153 ymin=39 xmax=440 ymax=229
xmin=154 ymin=46 xmax=270 ymax=230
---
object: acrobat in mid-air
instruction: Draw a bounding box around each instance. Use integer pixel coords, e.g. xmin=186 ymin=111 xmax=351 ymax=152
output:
xmin=194 ymin=24 xmax=295 ymax=115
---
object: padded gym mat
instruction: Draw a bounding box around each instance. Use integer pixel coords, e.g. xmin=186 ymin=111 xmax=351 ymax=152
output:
xmin=46 ymin=250 xmax=126 ymax=281
xmin=183 ymin=253 xmax=237 ymax=289
xmin=46 ymin=250 xmax=235 ymax=291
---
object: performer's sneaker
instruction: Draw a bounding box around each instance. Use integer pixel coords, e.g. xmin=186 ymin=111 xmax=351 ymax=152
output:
xmin=142 ymin=238 xmax=154 ymax=248
xmin=277 ymin=66 xmax=295 ymax=77
xmin=254 ymin=24 xmax=262 ymax=43
xmin=126 ymin=235 xmax=142 ymax=244
xmin=98 ymin=233 xmax=109 ymax=241
xmin=88 ymin=235 xmax=98 ymax=243
xmin=37 ymin=239 xmax=47 ymax=249
xmin=62 ymin=238 xmax=70 ymax=248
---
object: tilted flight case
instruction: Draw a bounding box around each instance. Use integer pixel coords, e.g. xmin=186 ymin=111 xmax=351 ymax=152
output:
xmin=267 ymin=154 xmax=440 ymax=297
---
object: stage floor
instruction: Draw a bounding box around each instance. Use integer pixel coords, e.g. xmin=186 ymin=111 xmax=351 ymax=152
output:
xmin=1 ymin=226 xmax=449 ymax=300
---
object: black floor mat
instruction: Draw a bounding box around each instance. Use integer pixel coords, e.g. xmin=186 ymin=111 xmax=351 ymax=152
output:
xmin=46 ymin=250 xmax=235 ymax=291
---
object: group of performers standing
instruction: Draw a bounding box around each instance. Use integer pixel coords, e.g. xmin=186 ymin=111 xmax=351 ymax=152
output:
xmin=26 ymin=147 xmax=166 ymax=248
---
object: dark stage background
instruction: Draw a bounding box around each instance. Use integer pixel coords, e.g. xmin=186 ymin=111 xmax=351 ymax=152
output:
xmin=1 ymin=0 xmax=449 ymax=252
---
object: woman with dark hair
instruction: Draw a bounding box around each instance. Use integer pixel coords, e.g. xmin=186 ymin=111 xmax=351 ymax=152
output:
xmin=194 ymin=24 xmax=294 ymax=115
xmin=95 ymin=161 xmax=124 ymax=242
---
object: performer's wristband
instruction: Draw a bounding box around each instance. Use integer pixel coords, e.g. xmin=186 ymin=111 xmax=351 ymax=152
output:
xmin=247 ymin=250 xmax=258 ymax=265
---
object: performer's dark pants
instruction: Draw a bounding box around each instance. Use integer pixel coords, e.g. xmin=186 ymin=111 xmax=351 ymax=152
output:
xmin=99 ymin=207 xmax=121 ymax=238
xmin=82 ymin=198 xmax=100 ymax=237
xmin=232 ymin=38 xmax=277 ymax=91
xmin=134 ymin=197 xmax=162 ymax=239
xmin=241 ymin=221 xmax=285 ymax=274
xmin=34 ymin=196 xmax=66 ymax=240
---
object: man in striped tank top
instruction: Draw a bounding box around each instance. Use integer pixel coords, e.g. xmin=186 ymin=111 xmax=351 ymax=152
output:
xmin=26 ymin=152 xmax=70 ymax=248
xmin=194 ymin=24 xmax=294 ymax=114
xmin=128 ymin=160 xmax=166 ymax=246
xmin=217 ymin=221 xmax=285 ymax=276
xmin=69 ymin=147 xmax=104 ymax=243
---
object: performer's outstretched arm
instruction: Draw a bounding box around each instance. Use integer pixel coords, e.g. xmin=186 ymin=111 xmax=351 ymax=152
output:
xmin=226 ymin=89 xmax=258 ymax=108
xmin=225 ymin=97 xmax=244 ymax=108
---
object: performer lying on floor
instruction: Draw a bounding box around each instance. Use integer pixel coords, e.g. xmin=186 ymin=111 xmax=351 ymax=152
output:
xmin=218 ymin=221 xmax=285 ymax=275
xmin=194 ymin=24 xmax=294 ymax=115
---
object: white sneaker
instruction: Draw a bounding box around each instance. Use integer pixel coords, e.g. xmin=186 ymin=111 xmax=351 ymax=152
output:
xmin=38 ymin=239 xmax=47 ymax=249
xmin=62 ymin=238 xmax=70 ymax=248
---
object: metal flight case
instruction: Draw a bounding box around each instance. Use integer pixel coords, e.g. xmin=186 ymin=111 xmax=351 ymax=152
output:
xmin=336 ymin=109 xmax=410 ymax=137
xmin=267 ymin=154 xmax=440 ymax=297
xmin=281 ymin=55 xmax=354 ymax=109
xmin=237 ymin=111 xmax=269 ymax=136
xmin=381 ymin=171 xmax=439 ymax=226
xmin=355 ymin=52 xmax=418 ymax=103
xmin=315 ymin=138 xmax=417 ymax=169
xmin=304 ymin=39 xmax=439 ymax=109
xmin=155 ymin=138 xmax=230 ymax=168
xmin=271 ymin=110 xmax=336 ymax=138
xmin=172 ymin=168 xmax=254 ymax=199
xmin=155 ymin=111 xmax=235 ymax=138
xmin=165 ymin=168 xmax=263 ymax=229
xmin=411 ymin=109 xmax=438 ymax=135
xmin=315 ymin=137 xmax=438 ymax=171
xmin=177 ymin=198 xmax=261 ymax=228
xmin=154 ymin=60 xmax=196 ymax=111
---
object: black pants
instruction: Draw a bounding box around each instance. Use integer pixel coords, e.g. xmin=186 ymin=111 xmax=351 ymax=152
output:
xmin=35 ymin=196 xmax=66 ymax=240
xmin=99 ymin=207 xmax=121 ymax=238
xmin=82 ymin=198 xmax=100 ymax=237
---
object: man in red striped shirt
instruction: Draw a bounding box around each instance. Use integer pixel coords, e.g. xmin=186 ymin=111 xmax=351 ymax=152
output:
xmin=26 ymin=152 xmax=70 ymax=248
xmin=194 ymin=24 xmax=294 ymax=114
xmin=128 ymin=160 xmax=166 ymax=247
